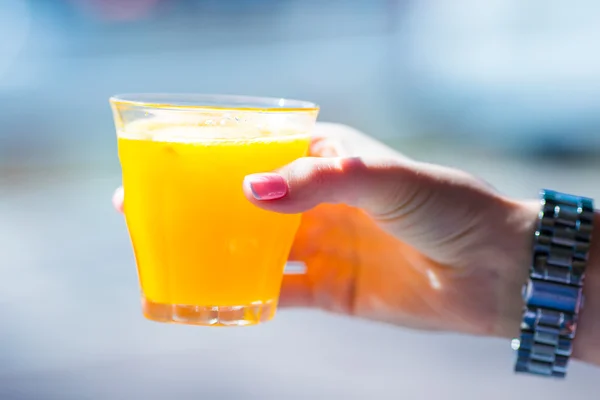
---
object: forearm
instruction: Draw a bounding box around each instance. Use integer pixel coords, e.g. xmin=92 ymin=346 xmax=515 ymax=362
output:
xmin=496 ymin=200 xmax=600 ymax=366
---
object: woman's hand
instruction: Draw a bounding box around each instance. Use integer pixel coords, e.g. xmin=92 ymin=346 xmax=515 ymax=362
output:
xmin=113 ymin=122 xmax=538 ymax=338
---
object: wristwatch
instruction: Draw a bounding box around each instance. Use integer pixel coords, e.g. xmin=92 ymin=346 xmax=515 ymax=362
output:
xmin=513 ymin=189 xmax=594 ymax=378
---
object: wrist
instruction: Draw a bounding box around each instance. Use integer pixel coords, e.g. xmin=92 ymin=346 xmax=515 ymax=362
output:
xmin=492 ymin=199 xmax=539 ymax=339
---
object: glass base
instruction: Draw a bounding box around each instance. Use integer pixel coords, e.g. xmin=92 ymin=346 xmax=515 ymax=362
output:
xmin=141 ymin=297 xmax=277 ymax=326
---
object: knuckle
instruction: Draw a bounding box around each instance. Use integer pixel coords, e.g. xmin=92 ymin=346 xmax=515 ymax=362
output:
xmin=285 ymin=157 xmax=343 ymax=201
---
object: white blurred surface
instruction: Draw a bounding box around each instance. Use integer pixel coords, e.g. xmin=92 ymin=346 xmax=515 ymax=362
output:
xmin=1 ymin=144 xmax=599 ymax=399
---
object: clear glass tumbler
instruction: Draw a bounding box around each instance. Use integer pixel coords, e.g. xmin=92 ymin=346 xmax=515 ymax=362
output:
xmin=110 ymin=94 xmax=319 ymax=326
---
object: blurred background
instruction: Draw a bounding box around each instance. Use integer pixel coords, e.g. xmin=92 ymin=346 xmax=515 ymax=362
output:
xmin=1 ymin=0 xmax=600 ymax=399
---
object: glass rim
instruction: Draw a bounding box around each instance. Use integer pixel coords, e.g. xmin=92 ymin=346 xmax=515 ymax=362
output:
xmin=109 ymin=93 xmax=319 ymax=113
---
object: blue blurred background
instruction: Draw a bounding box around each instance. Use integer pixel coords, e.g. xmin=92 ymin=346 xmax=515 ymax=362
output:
xmin=1 ymin=1 xmax=600 ymax=399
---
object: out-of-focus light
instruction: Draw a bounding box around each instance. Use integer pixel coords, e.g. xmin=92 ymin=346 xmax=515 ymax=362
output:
xmin=426 ymin=269 xmax=442 ymax=290
xmin=0 ymin=0 xmax=31 ymax=81
xmin=283 ymin=261 xmax=307 ymax=275
xmin=511 ymin=338 xmax=520 ymax=350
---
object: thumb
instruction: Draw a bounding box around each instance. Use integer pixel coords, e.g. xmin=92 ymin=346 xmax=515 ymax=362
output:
xmin=242 ymin=156 xmax=505 ymax=261
xmin=242 ymin=156 xmax=429 ymax=218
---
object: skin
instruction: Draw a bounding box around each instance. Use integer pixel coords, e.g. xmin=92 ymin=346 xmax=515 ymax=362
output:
xmin=112 ymin=122 xmax=600 ymax=366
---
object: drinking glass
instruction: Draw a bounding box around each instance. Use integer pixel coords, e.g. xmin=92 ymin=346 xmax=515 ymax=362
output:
xmin=110 ymin=94 xmax=319 ymax=326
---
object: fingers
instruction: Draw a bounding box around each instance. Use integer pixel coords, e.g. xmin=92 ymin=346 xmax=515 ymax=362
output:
xmin=113 ymin=186 xmax=124 ymax=213
xmin=243 ymin=156 xmax=421 ymax=217
xmin=277 ymin=274 xmax=313 ymax=308
xmin=309 ymin=122 xmax=409 ymax=160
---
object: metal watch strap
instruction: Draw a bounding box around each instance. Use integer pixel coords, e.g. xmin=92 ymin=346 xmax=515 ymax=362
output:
xmin=514 ymin=189 xmax=594 ymax=378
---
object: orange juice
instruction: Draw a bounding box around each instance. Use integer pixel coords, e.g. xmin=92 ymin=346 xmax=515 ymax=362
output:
xmin=118 ymin=125 xmax=310 ymax=325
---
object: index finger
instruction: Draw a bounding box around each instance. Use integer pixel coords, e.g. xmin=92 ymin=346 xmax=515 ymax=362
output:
xmin=112 ymin=186 xmax=124 ymax=213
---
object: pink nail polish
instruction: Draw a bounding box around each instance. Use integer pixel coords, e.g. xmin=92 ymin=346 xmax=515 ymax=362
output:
xmin=245 ymin=173 xmax=287 ymax=200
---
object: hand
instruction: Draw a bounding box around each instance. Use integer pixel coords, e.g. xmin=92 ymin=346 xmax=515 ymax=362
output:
xmin=113 ymin=123 xmax=538 ymax=338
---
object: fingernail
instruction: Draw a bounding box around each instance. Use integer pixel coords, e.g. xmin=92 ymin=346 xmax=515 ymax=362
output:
xmin=244 ymin=173 xmax=288 ymax=200
xmin=112 ymin=187 xmax=124 ymax=212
